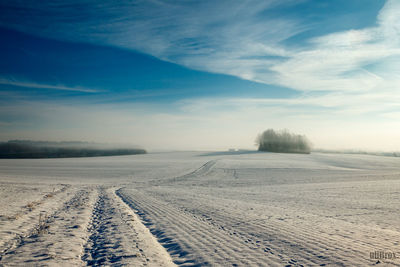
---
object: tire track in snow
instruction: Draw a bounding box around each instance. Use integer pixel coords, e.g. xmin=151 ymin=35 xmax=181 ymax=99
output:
xmin=82 ymin=187 xmax=175 ymax=266
xmin=155 ymin=160 xmax=218 ymax=186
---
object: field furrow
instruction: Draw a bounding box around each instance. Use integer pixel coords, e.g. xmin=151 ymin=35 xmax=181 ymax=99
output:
xmin=118 ymin=188 xmax=283 ymax=266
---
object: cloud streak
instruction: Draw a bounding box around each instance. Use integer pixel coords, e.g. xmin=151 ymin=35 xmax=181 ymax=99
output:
xmin=0 ymin=78 xmax=101 ymax=93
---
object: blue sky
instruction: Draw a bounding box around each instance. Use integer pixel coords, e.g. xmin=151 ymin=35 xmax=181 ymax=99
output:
xmin=0 ymin=0 xmax=399 ymax=150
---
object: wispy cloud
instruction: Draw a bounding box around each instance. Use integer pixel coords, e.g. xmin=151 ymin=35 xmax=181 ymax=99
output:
xmin=0 ymin=1 xmax=398 ymax=96
xmin=0 ymin=78 xmax=101 ymax=93
xmin=269 ymin=1 xmax=400 ymax=94
xmin=0 ymin=0 xmax=301 ymax=79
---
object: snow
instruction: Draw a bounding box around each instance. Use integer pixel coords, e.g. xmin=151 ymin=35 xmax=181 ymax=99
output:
xmin=0 ymin=151 xmax=399 ymax=266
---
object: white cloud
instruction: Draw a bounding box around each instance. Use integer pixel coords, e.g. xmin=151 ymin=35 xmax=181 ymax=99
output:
xmin=378 ymin=0 xmax=400 ymax=44
xmin=269 ymin=0 xmax=400 ymax=95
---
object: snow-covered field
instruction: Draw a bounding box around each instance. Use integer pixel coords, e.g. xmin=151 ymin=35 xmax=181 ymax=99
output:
xmin=0 ymin=151 xmax=399 ymax=266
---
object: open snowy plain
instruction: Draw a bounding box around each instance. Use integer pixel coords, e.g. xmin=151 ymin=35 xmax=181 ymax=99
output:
xmin=0 ymin=151 xmax=399 ymax=266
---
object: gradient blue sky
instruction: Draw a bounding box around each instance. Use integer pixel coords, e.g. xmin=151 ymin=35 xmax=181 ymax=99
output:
xmin=1 ymin=0 xmax=399 ymax=150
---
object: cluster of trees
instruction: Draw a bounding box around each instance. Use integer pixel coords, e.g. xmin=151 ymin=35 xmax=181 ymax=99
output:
xmin=0 ymin=140 xmax=146 ymax=158
xmin=256 ymin=129 xmax=311 ymax=154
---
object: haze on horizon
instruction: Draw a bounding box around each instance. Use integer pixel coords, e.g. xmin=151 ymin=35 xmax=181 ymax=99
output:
xmin=1 ymin=0 xmax=399 ymax=151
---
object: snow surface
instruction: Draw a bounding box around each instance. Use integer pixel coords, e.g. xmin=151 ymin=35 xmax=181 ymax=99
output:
xmin=0 ymin=151 xmax=399 ymax=266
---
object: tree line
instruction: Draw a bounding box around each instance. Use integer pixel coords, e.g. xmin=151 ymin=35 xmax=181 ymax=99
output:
xmin=0 ymin=141 xmax=146 ymax=158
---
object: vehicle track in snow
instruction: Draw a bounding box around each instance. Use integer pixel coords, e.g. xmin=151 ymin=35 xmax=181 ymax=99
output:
xmin=82 ymin=187 xmax=175 ymax=267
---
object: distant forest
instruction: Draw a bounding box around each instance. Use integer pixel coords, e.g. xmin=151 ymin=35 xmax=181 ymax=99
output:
xmin=256 ymin=129 xmax=311 ymax=154
xmin=0 ymin=140 xmax=146 ymax=158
